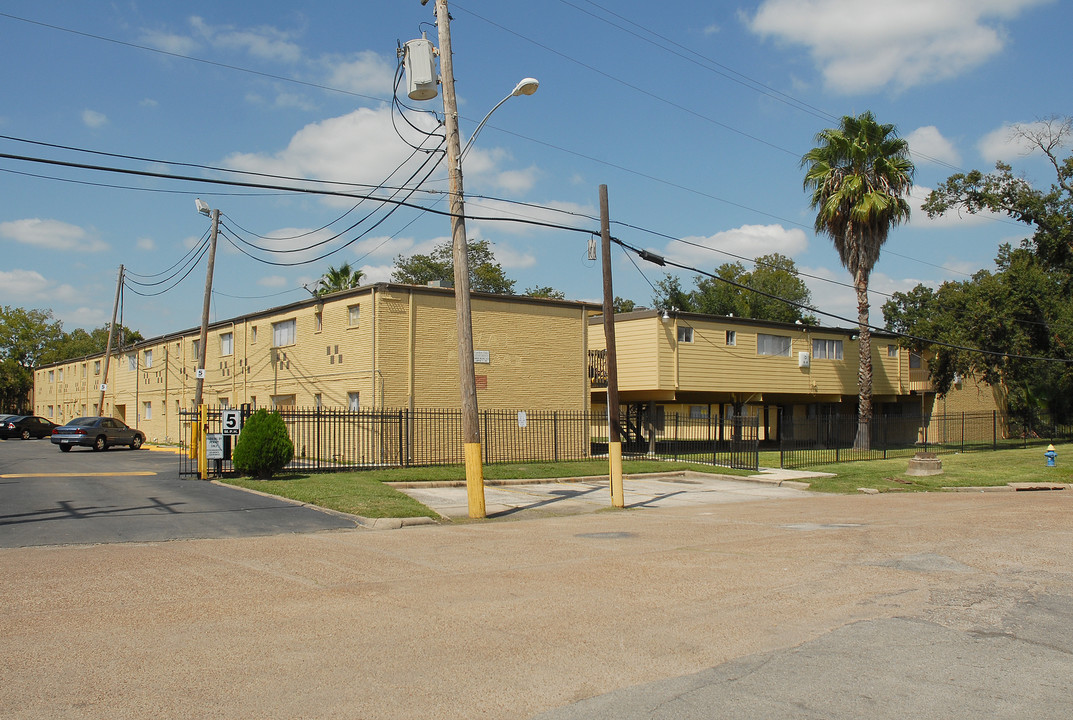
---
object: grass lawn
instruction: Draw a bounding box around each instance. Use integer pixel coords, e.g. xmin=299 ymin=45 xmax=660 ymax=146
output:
xmin=802 ymin=443 xmax=1073 ymax=494
xmin=222 ymin=458 xmax=749 ymax=518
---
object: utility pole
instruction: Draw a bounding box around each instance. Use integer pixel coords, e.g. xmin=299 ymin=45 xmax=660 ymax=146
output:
xmin=434 ymin=0 xmax=485 ymax=519
xmin=97 ymin=264 xmax=124 ymax=416
xmin=193 ymin=207 xmax=220 ymax=409
xmin=599 ymin=185 xmax=624 ymax=507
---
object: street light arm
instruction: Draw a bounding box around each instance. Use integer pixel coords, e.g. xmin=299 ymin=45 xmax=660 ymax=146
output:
xmin=459 ymin=78 xmax=539 ymax=163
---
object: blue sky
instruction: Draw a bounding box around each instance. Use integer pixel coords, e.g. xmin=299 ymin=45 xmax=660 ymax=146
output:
xmin=1 ymin=0 xmax=1069 ymax=338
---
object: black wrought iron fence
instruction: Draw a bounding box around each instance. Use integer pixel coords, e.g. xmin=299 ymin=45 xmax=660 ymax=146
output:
xmin=779 ymin=410 xmax=1073 ymax=469
xmin=179 ymin=406 xmax=760 ymax=478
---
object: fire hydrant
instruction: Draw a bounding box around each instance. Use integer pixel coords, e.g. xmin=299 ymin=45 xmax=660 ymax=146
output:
xmin=1045 ymin=444 xmax=1057 ymax=467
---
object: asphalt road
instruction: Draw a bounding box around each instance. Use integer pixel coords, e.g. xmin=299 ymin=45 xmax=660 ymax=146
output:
xmin=0 ymin=438 xmax=356 ymax=547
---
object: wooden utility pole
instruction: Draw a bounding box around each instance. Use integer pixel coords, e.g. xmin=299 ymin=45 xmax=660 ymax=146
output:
xmin=599 ymin=185 xmax=624 ymax=507
xmin=97 ymin=264 xmax=124 ymax=416
xmin=193 ymin=207 xmax=220 ymax=409
xmin=435 ymin=0 xmax=485 ymax=519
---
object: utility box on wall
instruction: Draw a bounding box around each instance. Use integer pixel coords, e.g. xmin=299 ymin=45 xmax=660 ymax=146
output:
xmin=798 ymin=352 xmax=811 ymax=368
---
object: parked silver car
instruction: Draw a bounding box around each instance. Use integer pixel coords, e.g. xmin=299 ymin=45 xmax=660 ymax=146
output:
xmin=50 ymin=416 xmax=146 ymax=452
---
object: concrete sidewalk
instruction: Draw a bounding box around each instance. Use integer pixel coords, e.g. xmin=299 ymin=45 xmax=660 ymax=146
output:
xmin=394 ymin=469 xmax=827 ymax=520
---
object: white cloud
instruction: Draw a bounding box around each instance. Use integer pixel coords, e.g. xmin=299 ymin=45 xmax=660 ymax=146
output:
xmin=323 ymin=51 xmax=396 ymax=95
xmin=222 ymin=107 xmax=442 ymax=190
xmin=667 ymin=224 xmax=809 ymax=268
xmin=488 ymin=241 xmax=536 ymax=270
xmin=82 ymin=109 xmax=108 ymax=128
xmin=0 ymin=218 xmax=108 ymax=252
xmin=977 ymin=120 xmax=1068 ymax=164
xmin=140 ymin=98 xmax=159 ymax=108
xmin=139 ymin=29 xmax=199 ymax=55
xmin=467 ymin=198 xmax=594 ymax=236
xmin=189 ymin=16 xmax=302 ymax=63
xmin=906 ymin=126 xmax=961 ymax=166
xmin=747 ymin=0 xmax=1051 ymax=93
xmin=258 ymin=275 xmax=288 ymax=288
xmin=136 ymin=237 xmax=156 ymax=251
xmin=358 ymin=263 xmax=395 ymax=284
xmin=0 ymin=269 xmax=79 ymax=305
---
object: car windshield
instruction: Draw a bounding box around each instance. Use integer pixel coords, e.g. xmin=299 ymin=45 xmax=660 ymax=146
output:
xmin=68 ymin=417 xmax=99 ymax=427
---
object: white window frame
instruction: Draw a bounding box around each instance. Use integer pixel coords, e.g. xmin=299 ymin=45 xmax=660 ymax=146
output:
xmin=677 ymin=326 xmax=693 ymax=343
xmin=725 ymin=330 xmax=736 ymax=346
xmin=273 ymin=319 xmax=296 ymax=347
xmin=888 ymin=345 xmax=898 ymax=358
xmin=757 ymin=333 xmax=792 ymax=357
xmin=128 ymin=354 xmax=137 ymax=371
xmin=143 ymin=349 xmax=153 ymax=368
xmin=220 ymin=332 xmax=234 ymax=357
xmin=812 ymin=338 xmax=844 ymax=360
xmin=142 ymin=401 xmax=152 ymax=420
xmin=348 ymin=392 xmax=360 ymax=411
xmin=348 ymin=304 xmax=361 ymax=327
xmin=94 ymin=360 xmax=101 ymax=375
xmin=251 ymin=326 xmax=258 ymax=344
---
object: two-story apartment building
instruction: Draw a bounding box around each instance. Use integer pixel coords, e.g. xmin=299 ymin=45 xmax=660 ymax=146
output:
xmin=34 ymin=283 xmax=597 ymax=442
xmin=588 ymin=309 xmax=1000 ymax=442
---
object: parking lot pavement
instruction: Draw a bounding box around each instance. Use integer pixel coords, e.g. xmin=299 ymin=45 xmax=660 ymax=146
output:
xmin=395 ymin=471 xmax=814 ymax=520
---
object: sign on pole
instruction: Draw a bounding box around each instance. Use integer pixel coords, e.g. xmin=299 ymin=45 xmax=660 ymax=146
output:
xmin=206 ymin=433 xmax=225 ymax=460
xmin=221 ymin=408 xmax=243 ymax=435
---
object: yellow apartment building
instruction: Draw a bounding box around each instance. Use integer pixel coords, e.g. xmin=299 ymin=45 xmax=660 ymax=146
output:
xmin=588 ymin=310 xmax=1000 ymax=443
xmin=34 ymin=284 xmax=597 ymax=443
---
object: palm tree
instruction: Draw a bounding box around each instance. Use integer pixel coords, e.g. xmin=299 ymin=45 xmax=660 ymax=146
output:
xmin=316 ymin=262 xmax=364 ymax=296
xmin=802 ymin=112 xmax=914 ymax=449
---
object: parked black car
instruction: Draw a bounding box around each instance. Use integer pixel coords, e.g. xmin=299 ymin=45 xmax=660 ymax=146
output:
xmin=0 ymin=415 xmax=59 ymax=440
xmin=50 ymin=416 xmax=146 ymax=452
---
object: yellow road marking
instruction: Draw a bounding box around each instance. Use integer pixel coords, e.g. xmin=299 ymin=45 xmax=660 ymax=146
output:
xmin=0 ymin=472 xmax=158 ymax=478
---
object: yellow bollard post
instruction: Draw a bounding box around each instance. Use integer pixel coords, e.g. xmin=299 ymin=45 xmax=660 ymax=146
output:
xmin=609 ymin=441 xmax=624 ymax=508
xmin=197 ymin=404 xmax=208 ymax=480
xmin=464 ymin=442 xmax=486 ymax=519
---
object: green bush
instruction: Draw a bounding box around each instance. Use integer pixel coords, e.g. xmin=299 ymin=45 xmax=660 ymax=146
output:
xmin=232 ymin=409 xmax=294 ymax=479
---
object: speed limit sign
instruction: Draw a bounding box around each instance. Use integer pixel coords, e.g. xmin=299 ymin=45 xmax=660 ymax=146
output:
xmin=221 ymin=408 xmax=243 ymax=435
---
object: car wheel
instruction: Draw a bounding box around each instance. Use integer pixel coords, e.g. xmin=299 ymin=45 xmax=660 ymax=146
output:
xmin=20 ymin=429 xmax=30 ymax=440
xmin=131 ymin=435 xmax=143 ymax=450
xmin=59 ymin=445 xmax=72 ymax=452
xmin=93 ymin=436 xmax=107 ymax=452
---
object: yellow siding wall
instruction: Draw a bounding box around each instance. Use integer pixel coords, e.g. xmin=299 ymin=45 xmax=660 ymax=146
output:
xmin=33 ymin=286 xmax=592 ymax=442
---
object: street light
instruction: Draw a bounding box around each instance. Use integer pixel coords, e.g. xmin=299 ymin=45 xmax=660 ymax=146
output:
xmin=426 ymin=0 xmax=539 ymax=518
xmin=460 ymin=78 xmax=539 ymax=161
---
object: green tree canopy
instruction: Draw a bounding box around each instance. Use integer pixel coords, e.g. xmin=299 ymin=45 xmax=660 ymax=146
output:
xmin=524 ymin=286 xmax=566 ymax=300
xmin=316 ymin=262 xmax=364 ymax=296
xmin=650 ymin=254 xmax=816 ymax=324
xmin=391 ymin=239 xmax=515 ymax=294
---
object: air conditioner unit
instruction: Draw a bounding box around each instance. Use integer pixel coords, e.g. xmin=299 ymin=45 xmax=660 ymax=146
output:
xmin=798 ymin=352 xmax=811 ymax=368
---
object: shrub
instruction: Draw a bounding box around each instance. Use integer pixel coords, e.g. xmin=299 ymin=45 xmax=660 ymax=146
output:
xmin=232 ymin=409 xmax=294 ymax=479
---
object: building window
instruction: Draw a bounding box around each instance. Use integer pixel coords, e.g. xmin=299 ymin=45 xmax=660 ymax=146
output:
xmin=82 ymin=364 xmax=87 ymax=377
xmin=273 ymin=319 xmax=296 ymax=347
xmin=48 ymin=370 xmax=54 ymax=382
xmin=270 ymin=394 xmax=296 ymax=409
xmin=689 ymin=405 xmax=707 ymax=419
xmin=348 ymin=304 xmax=361 ymax=327
xmin=315 ymin=311 xmax=323 ymax=333
xmin=348 ymin=392 xmax=360 ymax=411
xmin=192 ymin=339 xmax=201 ymax=361
xmin=909 ymin=352 xmax=923 ymax=369
xmin=142 ymin=401 xmax=152 ymax=420
xmin=219 ymin=397 xmax=229 ymax=409
xmin=58 ymin=369 xmax=64 ymax=381
xmin=47 ymin=405 xmax=54 ymax=417
xmin=220 ymin=332 xmax=234 ymax=356
xmin=812 ymin=339 xmax=843 ymax=360
xmin=143 ymin=349 xmax=153 ymax=368
xmin=757 ymin=333 xmax=792 ymax=357
xmin=251 ymin=326 xmax=258 ymax=344
xmin=94 ymin=360 xmax=101 ymax=375
xmin=314 ymin=393 xmax=322 ymax=409
xmin=888 ymin=345 xmax=898 ymax=358
xmin=677 ymin=326 xmax=693 ymax=343
xmin=128 ymin=354 xmax=137 ymax=371
xmin=726 ymin=330 xmax=736 ymax=346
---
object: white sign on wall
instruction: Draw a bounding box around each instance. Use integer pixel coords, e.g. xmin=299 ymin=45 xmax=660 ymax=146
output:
xmin=474 ymin=350 xmax=490 ymax=364
xmin=205 ymin=434 xmax=225 ymax=459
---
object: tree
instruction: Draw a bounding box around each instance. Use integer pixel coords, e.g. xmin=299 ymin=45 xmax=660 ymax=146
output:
xmin=44 ymin=324 xmax=144 ymax=364
xmin=651 ymin=254 xmax=816 ymax=324
xmin=316 ymin=262 xmax=364 ymax=296
xmin=524 ymin=286 xmax=566 ymax=300
xmin=391 ymin=239 xmax=515 ymax=294
xmin=0 ymin=306 xmax=64 ymax=413
xmin=612 ymin=296 xmax=636 ymax=314
xmin=802 ymin=111 xmax=914 ymax=449
xmin=231 ymin=409 xmax=295 ymax=479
